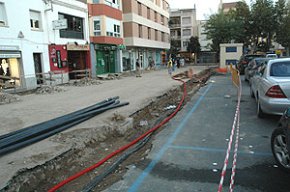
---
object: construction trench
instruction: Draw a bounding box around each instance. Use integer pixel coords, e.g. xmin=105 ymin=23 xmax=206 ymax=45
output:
xmin=1 ymin=69 xmax=213 ymax=192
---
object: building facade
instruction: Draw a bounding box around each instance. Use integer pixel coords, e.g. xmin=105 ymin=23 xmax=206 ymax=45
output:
xmin=197 ymin=20 xmax=211 ymax=52
xmin=122 ymin=0 xmax=170 ymax=71
xmin=170 ymin=8 xmax=198 ymax=52
xmin=87 ymin=0 xmax=124 ymax=76
xmin=0 ymin=0 xmax=90 ymax=91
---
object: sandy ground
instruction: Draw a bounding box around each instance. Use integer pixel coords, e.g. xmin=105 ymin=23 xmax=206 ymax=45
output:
xmin=0 ymin=66 xmax=209 ymax=190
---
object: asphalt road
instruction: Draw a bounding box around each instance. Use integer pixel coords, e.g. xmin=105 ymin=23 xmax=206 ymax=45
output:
xmin=104 ymin=74 xmax=290 ymax=192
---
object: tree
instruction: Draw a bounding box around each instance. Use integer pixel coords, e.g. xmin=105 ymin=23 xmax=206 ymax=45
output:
xmin=276 ymin=2 xmax=290 ymax=55
xmin=187 ymin=36 xmax=201 ymax=63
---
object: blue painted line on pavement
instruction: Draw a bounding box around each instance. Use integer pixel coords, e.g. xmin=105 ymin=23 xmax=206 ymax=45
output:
xmin=169 ymin=145 xmax=272 ymax=157
xmin=128 ymin=83 xmax=213 ymax=192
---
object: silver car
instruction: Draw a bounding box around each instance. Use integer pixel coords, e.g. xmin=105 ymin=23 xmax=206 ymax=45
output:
xmin=250 ymin=58 xmax=290 ymax=118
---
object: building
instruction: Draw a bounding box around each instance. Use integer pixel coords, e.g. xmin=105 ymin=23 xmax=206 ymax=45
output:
xmin=46 ymin=0 xmax=90 ymax=81
xmin=169 ymin=8 xmax=198 ymax=52
xmin=87 ymin=0 xmax=124 ymax=76
xmin=0 ymin=0 xmax=90 ymax=91
xmin=197 ymin=20 xmax=211 ymax=51
xmin=122 ymin=0 xmax=170 ymax=71
xmin=220 ymin=1 xmax=238 ymax=13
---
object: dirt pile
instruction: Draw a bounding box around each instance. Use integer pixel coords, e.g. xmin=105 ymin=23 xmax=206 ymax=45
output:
xmin=0 ymin=93 xmax=21 ymax=105
xmin=97 ymin=74 xmax=122 ymax=80
xmin=35 ymin=85 xmax=66 ymax=94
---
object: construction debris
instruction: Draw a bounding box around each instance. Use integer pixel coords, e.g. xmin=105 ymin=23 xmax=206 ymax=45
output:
xmin=67 ymin=79 xmax=102 ymax=87
xmin=97 ymin=74 xmax=121 ymax=80
xmin=35 ymin=85 xmax=65 ymax=94
xmin=0 ymin=93 xmax=21 ymax=105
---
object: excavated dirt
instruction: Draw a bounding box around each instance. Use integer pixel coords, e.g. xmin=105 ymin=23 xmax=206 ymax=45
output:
xmin=1 ymin=69 xmax=212 ymax=192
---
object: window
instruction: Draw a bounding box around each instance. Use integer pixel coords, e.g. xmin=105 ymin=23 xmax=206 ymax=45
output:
xmin=93 ymin=20 xmax=101 ymax=36
xmin=0 ymin=2 xmax=7 ymax=26
xmin=139 ymin=25 xmax=142 ymax=38
xmin=30 ymin=10 xmax=42 ymax=30
xmin=226 ymin=47 xmax=237 ymax=53
xmin=182 ymin=29 xmax=191 ymax=36
xmin=93 ymin=0 xmax=99 ymax=3
xmin=114 ymin=24 xmax=120 ymax=37
xmin=154 ymin=11 xmax=157 ymax=22
xmin=183 ymin=41 xmax=189 ymax=47
xmin=155 ymin=30 xmax=158 ymax=41
xmin=59 ymin=13 xmax=84 ymax=39
xmin=138 ymin=2 xmax=142 ymax=16
xmin=161 ymin=32 xmax=165 ymax=42
xmin=147 ymin=7 xmax=150 ymax=19
xmin=105 ymin=0 xmax=119 ymax=8
xmin=182 ymin=17 xmax=191 ymax=25
xmin=148 ymin=27 xmax=151 ymax=39
xmin=161 ymin=15 xmax=164 ymax=25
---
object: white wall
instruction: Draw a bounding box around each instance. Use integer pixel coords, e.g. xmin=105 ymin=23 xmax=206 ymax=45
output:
xmin=220 ymin=43 xmax=243 ymax=68
xmin=0 ymin=0 xmax=89 ymax=90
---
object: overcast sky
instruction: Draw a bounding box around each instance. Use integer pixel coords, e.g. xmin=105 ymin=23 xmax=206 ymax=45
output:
xmin=168 ymin=0 xmax=252 ymax=20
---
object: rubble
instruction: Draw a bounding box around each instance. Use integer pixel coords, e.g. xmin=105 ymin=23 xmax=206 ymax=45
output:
xmin=66 ymin=79 xmax=102 ymax=87
xmin=35 ymin=85 xmax=65 ymax=94
xmin=97 ymin=74 xmax=121 ymax=80
xmin=0 ymin=93 xmax=21 ymax=105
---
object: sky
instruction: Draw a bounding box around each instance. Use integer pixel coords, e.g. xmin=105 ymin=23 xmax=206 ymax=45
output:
xmin=168 ymin=0 xmax=252 ymax=20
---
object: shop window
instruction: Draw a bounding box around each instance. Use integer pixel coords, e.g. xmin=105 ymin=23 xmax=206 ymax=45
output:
xmin=59 ymin=13 xmax=84 ymax=39
xmin=0 ymin=2 xmax=8 ymax=26
xmin=30 ymin=10 xmax=42 ymax=30
xmin=93 ymin=20 xmax=101 ymax=36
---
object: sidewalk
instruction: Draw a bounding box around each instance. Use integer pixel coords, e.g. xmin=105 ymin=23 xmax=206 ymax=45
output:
xmin=0 ymin=65 xmax=209 ymax=190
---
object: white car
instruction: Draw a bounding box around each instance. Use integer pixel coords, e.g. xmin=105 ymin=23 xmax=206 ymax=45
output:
xmin=250 ymin=58 xmax=290 ymax=117
xmin=266 ymin=54 xmax=278 ymax=58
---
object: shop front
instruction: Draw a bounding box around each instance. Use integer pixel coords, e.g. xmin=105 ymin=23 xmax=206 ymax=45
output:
xmin=48 ymin=44 xmax=90 ymax=81
xmin=94 ymin=44 xmax=117 ymax=75
xmin=0 ymin=45 xmax=22 ymax=89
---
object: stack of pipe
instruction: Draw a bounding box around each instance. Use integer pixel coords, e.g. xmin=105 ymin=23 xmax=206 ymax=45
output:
xmin=0 ymin=97 xmax=129 ymax=157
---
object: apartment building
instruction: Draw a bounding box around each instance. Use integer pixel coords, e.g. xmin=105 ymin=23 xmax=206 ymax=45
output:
xmin=197 ymin=20 xmax=211 ymax=51
xmin=170 ymin=8 xmax=198 ymax=52
xmin=0 ymin=0 xmax=89 ymax=90
xmin=122 ymin=0 xmax=170 ymax=71
xmin=87 ymin=0 xmax=124 ymax=76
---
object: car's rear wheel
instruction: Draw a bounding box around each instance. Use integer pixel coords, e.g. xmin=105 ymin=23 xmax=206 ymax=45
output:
xmin=271 ymin=128 xmax=290 ymax=173
xmin=257 ymin=97 xmax=265 ymax=118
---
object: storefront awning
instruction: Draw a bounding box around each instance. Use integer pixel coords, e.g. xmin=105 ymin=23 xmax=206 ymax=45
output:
xmin=0 ymin=51 xmax=21 ymax=58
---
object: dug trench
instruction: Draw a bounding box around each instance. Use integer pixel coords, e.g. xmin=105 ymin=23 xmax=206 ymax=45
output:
xmin=1 ymin=69 xmax=213 ymax=192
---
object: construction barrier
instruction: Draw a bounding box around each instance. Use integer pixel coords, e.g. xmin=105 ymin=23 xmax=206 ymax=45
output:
xmin=218 ymin=65 xmax=242 ymax=192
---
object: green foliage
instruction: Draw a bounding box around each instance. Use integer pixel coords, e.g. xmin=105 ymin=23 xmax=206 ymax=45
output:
xmin=204 ymin=0 xmax=290 ymax=53
xmin=169 ymin=39 xmax=181 ymax=54
xmin=187 ymin=36 xmax=201 ymax=53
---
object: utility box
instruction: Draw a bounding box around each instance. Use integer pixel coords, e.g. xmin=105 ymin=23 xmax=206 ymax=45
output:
xmin=220 ymin=43 xmax=243 ymax=68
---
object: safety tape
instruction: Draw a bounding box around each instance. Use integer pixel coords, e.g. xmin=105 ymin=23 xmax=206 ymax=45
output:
xmin=218 ymin=67 xmax=242 ymax=192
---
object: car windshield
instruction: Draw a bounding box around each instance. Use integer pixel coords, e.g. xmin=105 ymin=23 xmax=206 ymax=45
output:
xmin=270 ymin=62 xmax=290 ymax=77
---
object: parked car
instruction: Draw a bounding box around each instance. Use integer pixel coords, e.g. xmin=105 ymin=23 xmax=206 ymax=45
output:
xmin=237 ymin=54 xmax=264 ymax=74
xmin=245 ymin=58 xmax=272 ymax=82
xmin=271 ymin=108 xmax=290 ymax=172
xmin=250 ymin=58 xmax=290 ymax=117
xmin=266 ymin=54 xmax=278 ymax=58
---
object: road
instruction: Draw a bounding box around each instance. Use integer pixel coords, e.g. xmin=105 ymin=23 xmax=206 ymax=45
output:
xmin=104 ymin=74 xmax=290 ymax=192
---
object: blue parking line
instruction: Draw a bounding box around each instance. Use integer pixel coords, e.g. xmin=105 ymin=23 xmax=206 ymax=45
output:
xmin=169 ymin=145 xmax=272 ymax=157
xmin=128 ymin=83 xmax=213 ymax=192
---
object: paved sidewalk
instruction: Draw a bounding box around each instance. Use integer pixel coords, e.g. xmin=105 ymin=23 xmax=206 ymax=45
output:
xmin=0 ymin=65 xmax=208 ymax=190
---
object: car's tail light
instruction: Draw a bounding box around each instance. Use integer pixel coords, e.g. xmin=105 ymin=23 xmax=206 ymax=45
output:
xmin=265 ymin=85 xmax=287 ymax=98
